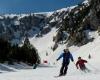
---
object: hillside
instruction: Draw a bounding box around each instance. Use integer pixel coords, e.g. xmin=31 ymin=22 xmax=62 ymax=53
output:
xmin=0 ymin=0 xmax=100 ymax=65
xmin=0 ymin=30 xmax=100 ymax=80
xmin=0 ymin=0 xmax=90 ymax=45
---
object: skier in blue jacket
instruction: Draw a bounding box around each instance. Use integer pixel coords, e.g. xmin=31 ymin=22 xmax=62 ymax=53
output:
xmin=56 ymin=49 xmax=74 ymax=76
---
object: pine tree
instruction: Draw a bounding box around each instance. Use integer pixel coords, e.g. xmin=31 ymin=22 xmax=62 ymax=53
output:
xmin=21 ymin=36 xmax=40 ymax=65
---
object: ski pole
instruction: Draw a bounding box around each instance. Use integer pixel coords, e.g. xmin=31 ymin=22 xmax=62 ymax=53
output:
xmin=73 ymin=61 xmax=77 ymax=69
xmin=73 ymin=61 xmax=76 ymax=65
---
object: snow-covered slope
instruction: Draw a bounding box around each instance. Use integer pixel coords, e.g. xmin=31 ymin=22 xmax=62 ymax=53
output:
xmin=30 ymin=28 xmax=57 ymax=61
xmin=0 ymin=1 xmax=85 ymax=45
xmin=0 ymin=28 xmax=100 ymax=80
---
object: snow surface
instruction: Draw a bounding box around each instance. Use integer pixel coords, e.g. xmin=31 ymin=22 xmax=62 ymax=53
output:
xmin=0 ymin=27 xmax=100 ymax=80
xmin=34 ymin=12 xmax=54 ymax=18
xmin=30 ymin=28 xmax=57 ymax=62
xmin=83 ymin=0 xmax=89 ymax=4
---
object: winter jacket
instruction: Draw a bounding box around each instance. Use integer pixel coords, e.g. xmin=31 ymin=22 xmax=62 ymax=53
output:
xmin=57 ymin=51 xmax=74 ymax=64
xmin=76 ymin=59 xmax=87 ymax=69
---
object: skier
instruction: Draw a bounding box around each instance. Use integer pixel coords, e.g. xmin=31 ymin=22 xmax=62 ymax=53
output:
xmin=33 ymin=59 xmax=39 ymax=69
xmin=56 ymin=48 xmax=74 ymax=76
xmin=33 ymin=63 xmax=38 ymax=69
xmin=76 ymin=57 xmax=89 ymax=72
xmin=88 ymin=54 xmax=91 ymax=59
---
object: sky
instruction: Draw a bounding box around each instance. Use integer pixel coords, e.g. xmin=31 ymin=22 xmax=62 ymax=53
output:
xmin=0 ymin=0 xmax=84 ymax=14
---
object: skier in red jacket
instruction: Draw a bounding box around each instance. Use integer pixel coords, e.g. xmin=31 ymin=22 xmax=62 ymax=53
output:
xmin=76 ymin=57 xmax=88 ymax=71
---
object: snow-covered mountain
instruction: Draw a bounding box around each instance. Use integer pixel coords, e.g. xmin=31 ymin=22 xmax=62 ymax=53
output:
xmin=0 ymin=0 xmax=91 ymax=45
xmin=0 ymin=28 xmax=100 ymax=80
xmin=0 ymin=0 xmax=100 ymax=62
xmin=0 ymin=0 xmax=99 ymax=48
xmin=0 ymin=0 xmax=100 ymax=80
xmin=0 ymin=0 xmax=100 ymax=57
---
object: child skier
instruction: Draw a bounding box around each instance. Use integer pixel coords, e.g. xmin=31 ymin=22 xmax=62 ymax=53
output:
xmin=76 ymin=57 xmax=89 ymax=72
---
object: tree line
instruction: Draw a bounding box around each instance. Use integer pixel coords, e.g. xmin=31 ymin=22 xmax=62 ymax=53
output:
xmin=0 ymin=37 xmax=40 ymax=65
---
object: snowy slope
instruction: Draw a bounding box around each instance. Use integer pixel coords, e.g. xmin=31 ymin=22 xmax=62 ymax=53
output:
xmin=0 ymin=29 xmax=100 ymax=80
xmin=30 ymin=28 xmax=57 ymax=62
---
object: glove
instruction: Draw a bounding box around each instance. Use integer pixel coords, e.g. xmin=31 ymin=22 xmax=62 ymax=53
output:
xmin=56 ymin=59 xmax=58 ymax=61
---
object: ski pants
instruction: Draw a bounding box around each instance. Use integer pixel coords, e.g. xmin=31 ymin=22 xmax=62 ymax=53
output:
xmin=80 ymin=65 xmax=87 ymax=71
xmin=60 ymin=62 xmax=69 ymax=75
xmin=80 ymin=66 xmax=90 ymax=72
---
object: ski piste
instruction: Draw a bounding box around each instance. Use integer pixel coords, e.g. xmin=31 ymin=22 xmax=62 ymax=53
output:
xmin=54 ymin=68 xmax=91 ymax=78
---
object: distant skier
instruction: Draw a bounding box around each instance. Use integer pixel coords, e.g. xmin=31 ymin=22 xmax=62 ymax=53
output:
xmin=33 ymin=63 xmax=38 ymax=69
xmin=33 ymin=60 xmax=39 ymax=69
xmin=88 ymin=54 xmax=91 ymax=59
xmin=46 ymin=52 xmax=48 ymax=56
xmin=76 ymin=57 xmax=89 ymax=72
xmin=56 ymin=48 xmax=74 ymax=76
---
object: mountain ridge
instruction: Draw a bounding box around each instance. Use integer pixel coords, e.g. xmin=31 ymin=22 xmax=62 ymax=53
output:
xmin=0 ymin=0 xmax=100 ymax=47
